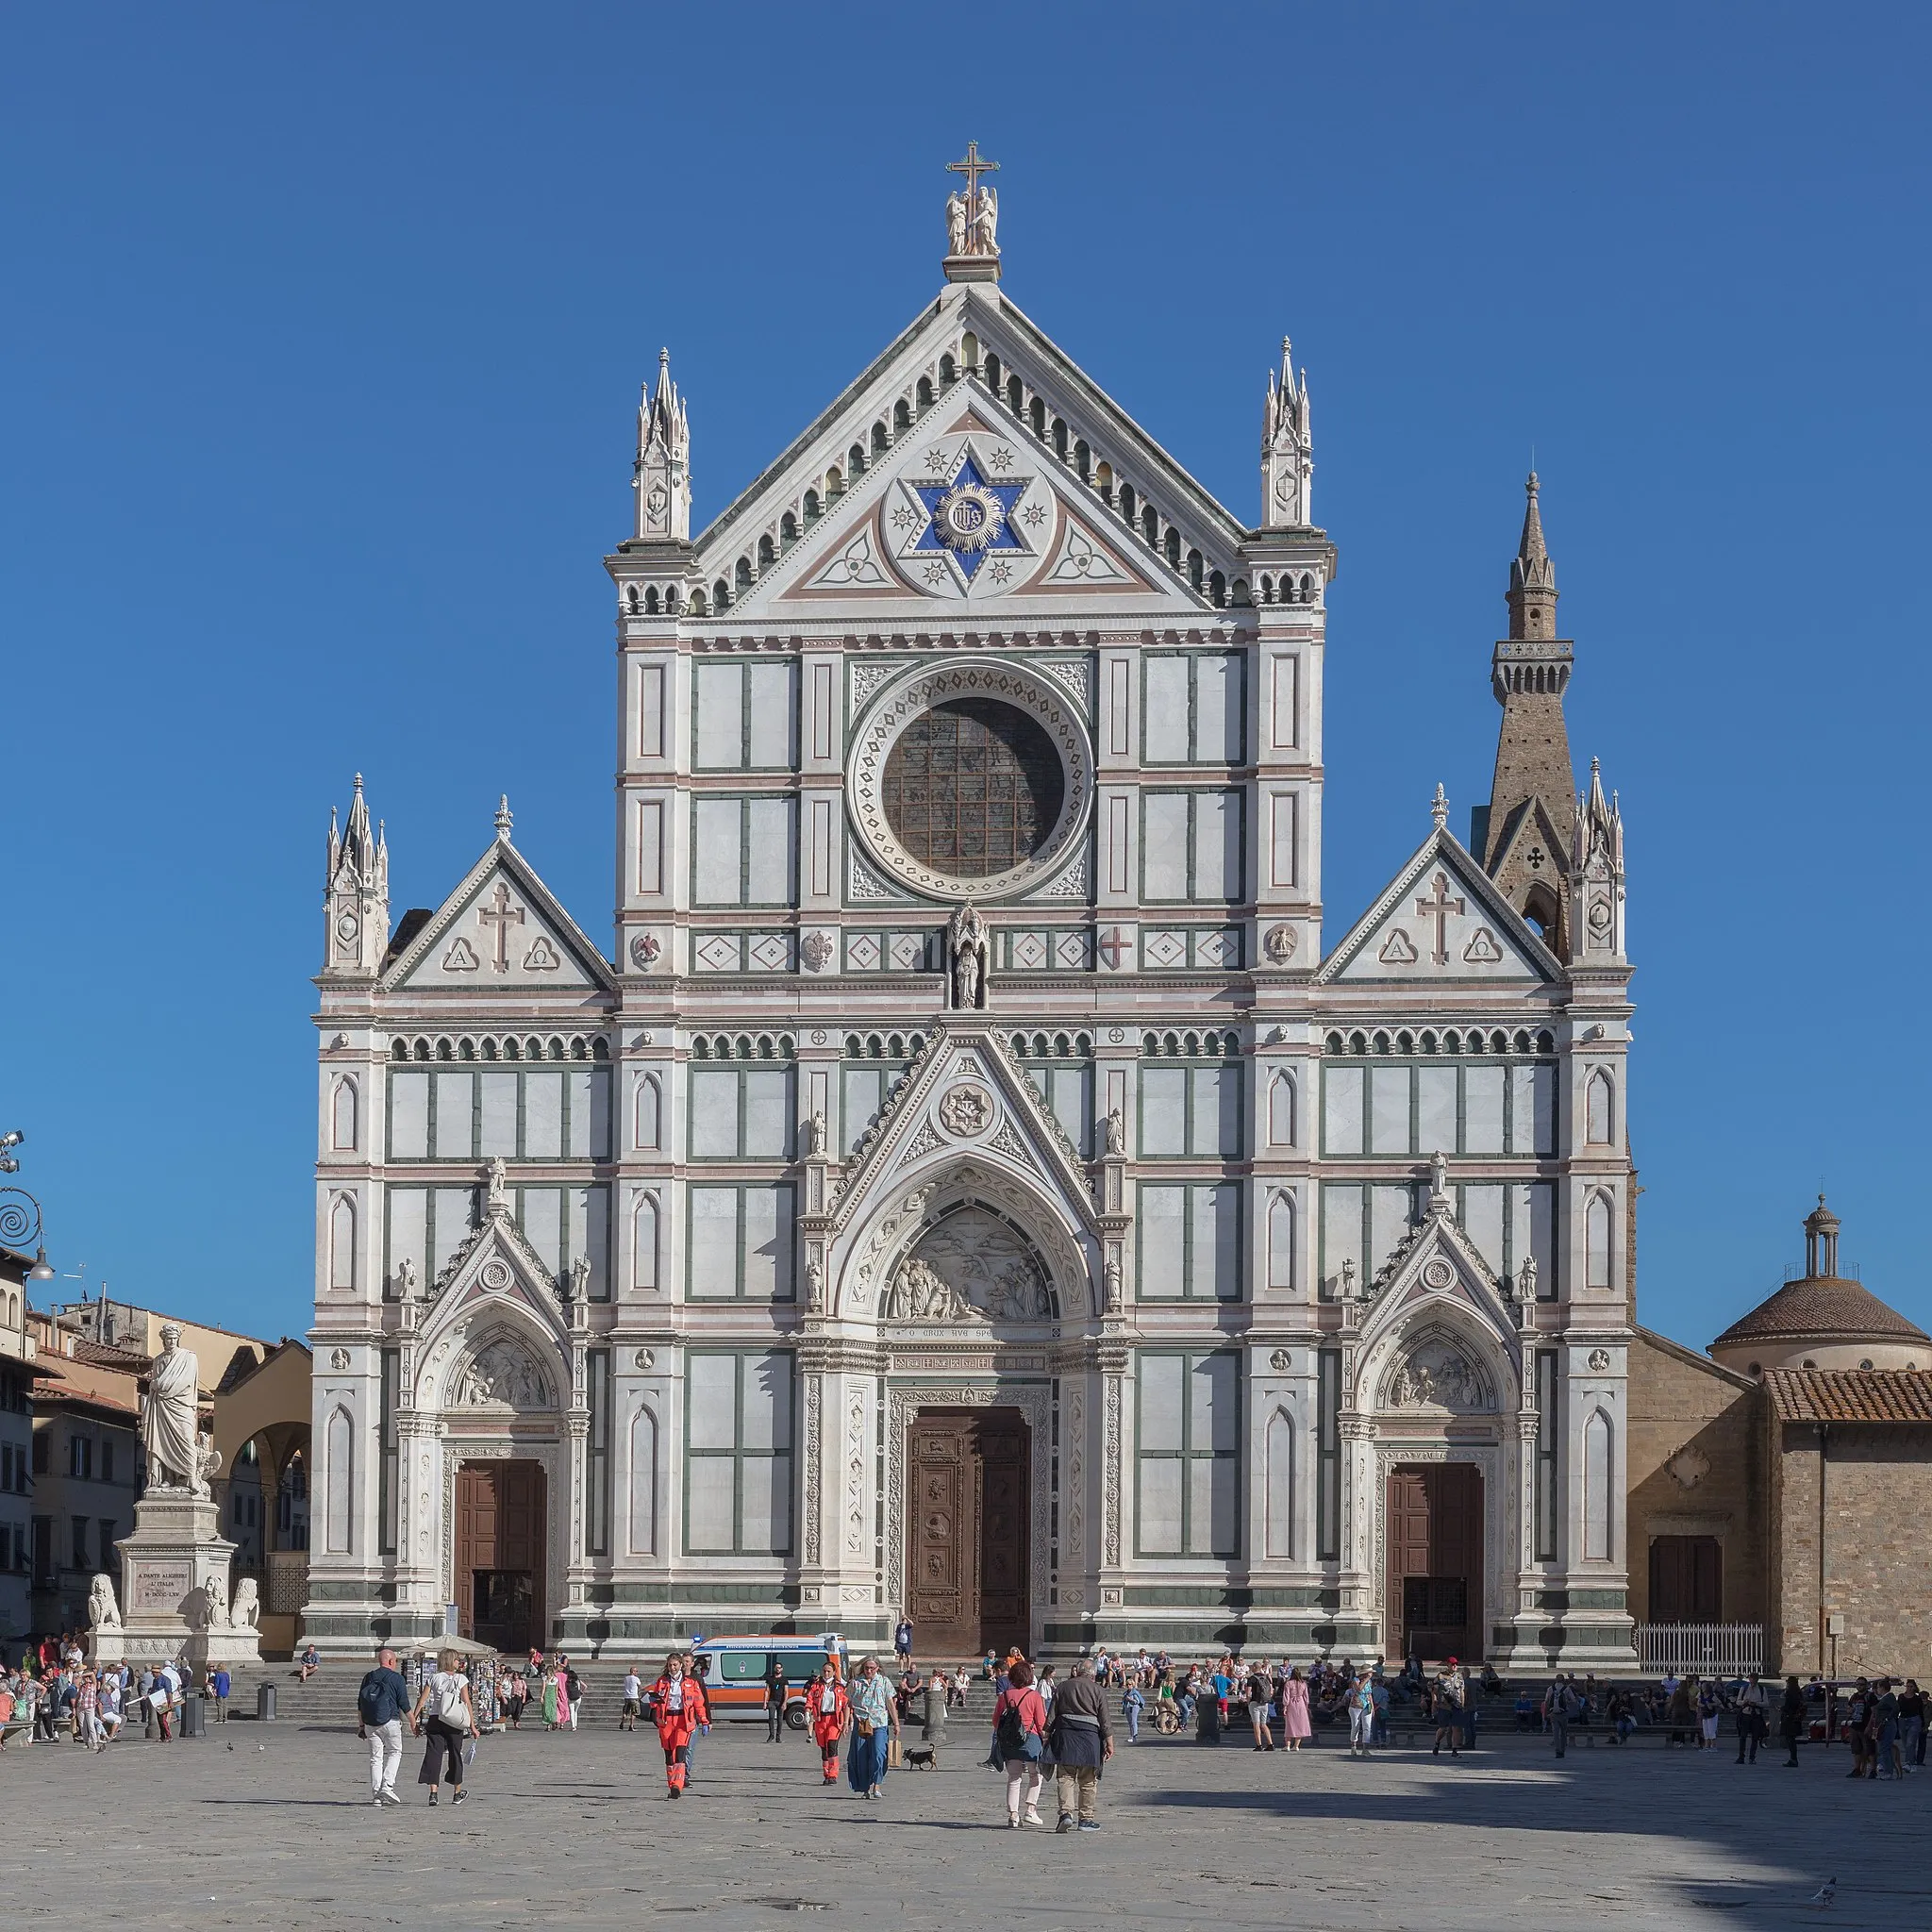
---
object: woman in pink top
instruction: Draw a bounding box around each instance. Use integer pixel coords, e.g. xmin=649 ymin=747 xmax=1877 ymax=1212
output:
xmin=993 ymin=1659 xmax=1049 ymax=1827
xmin=1280 ymin=1665 xmax=1312 ymax=1749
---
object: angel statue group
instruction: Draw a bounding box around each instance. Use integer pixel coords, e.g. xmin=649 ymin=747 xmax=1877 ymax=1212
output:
xmin=945 ymin=184 xmax=998 ymax=259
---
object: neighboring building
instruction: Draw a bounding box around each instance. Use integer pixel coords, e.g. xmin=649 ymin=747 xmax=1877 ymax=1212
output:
xmin=210 ymin=1339 xmax=312 ymax=1655
xmin=306 ymin=173 xmax=1640 ymax=1670
xmin=0 ymin=1248 xmax=40 ymax=1641
xmin=1627 ymin=1197 xmax=1931 ymax=1675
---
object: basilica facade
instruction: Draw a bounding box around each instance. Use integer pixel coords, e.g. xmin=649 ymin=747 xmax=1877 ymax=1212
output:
xmin=305 ymin=175 xmax=1637 ymax=1668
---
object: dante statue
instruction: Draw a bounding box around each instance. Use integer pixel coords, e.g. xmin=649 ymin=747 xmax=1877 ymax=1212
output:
xmin=141 ymin=1324 xmax=202 ymax=1491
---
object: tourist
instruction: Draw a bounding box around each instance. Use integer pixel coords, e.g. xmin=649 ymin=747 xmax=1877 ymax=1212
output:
xmin=502 ymin=1667 xmax=525 ymax=1729
xmin=649 ymin=1651 xmax=708 ymax=1799
xmin=541 ymin=1660 xmax=560 ymax=1730
xmin=1666 ymin=1675 xmax=1695 ymax=1747
xmin=75 ymin=1671 xmax=103 ymax=1752
xmin=1779 ymin=1674 xmax=1806 ymax=1767
xmin=917 ymin=1667 xmax=948 ymax=1761
xmin=893 ymin=1614 xmax=914 ymax=1670
xmin=621 ymin=1665 xmax=642 ymax=1733
xmin=1049 ymin=1657 xmax=1111 ymax=1832
xmin=1279 ymin=1665 xmax=1311 ymax=1751
xmin=356 ymin=1643 xmax=409 ymax=1807
xmin=1431 ymin=1661 xmax=1463 ymax=1758
xmin=1246 ymin=1661 xmax=1275 ymax=1752
xmin=1348 ymin=1666 xmax=1375 ymax=1757
xmin=1900 ymin=1679 xmax=1924 ymax=1772
xmin=409 ymin=1649 xmax=475 ymax=1807
xmin=554 ymin=1659 xmax=574 ymax=1733
xmin=297 ymin=1642 xmax=322 ymax=1683
xmin=808 ymin=1659 xmax=848 ymax=1785
xmin=206 ymin=1663 xmax=230 ymax=1724
xmin=1697 ymin=1678 xmax=1722 ymax=1750
xmin=845 ymin=1655 xmax=896 ymax=1801
xmin=98 ymin=1671 xmax=124 ymax=1744
xmin=1122 ymin=1676 xmax=1144 ymax=1744
xmin=993 ymin=1658 xmax=1048 ymax=1828
xmin=764 ymin=1653 xmax=788 ymax=1743
xmin=1543 ymin=1675 xmax=1574 ymax=1758
xmin=1735 ymin=1674 xmax=1767 ymax=1763
xmin=1874 ymin=1678 xmax=1901 ymax=1780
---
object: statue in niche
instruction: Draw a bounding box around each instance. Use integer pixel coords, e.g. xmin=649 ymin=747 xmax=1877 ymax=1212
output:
xmin=806 ymin=1111 xmax=828 ymax=1157
xmin=1103 ymin=1110 xmax=1126 ymax=1158
xmin=805 ymin=1257 xmax=825 ymax=1311
xmin=395 ymin=1257 xmax=420 ymax=1301
xmin=948 ymin=904 xmax=989 ymax=1010
xmin=566 ymin=1255 xmax=591 ymax=1304
xmin=1103 ymin=1252 xmax=1123 ymax=1313
xmin=1517 ymin=1254 xmax=1539 ymax=1301
xmin=485 ymin=1157 xmax=509 ymax=1213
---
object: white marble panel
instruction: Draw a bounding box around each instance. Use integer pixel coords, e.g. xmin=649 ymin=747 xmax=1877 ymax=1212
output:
xmin=390 ymin=1073 xmax=429 ymax=1159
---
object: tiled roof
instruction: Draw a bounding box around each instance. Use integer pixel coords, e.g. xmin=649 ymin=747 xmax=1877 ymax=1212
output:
xmin=1710 ymin=1275 xmax=1930 ymax=1350
xmin=1764 ymin=1368 xmax=1932 ymax=1425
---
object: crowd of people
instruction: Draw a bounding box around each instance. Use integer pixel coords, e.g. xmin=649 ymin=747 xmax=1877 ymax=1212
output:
xmin=0 ymin=1633 xmax=232 ymax=1748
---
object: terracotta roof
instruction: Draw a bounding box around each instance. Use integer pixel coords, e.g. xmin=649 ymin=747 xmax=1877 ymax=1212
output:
xmin=1710 ymin=1275 xmax=1930 ymax=1351
xmin=1764 ymin=1368 xmax=1932 ymax=1425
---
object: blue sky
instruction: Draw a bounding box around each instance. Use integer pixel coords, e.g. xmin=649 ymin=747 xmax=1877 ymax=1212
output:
xmin=4 ymin=3 xmax=1926 ymax=1348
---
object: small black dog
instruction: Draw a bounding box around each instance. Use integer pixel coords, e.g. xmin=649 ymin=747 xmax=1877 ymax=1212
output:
xmin=904 ymin=1747 xmax=938 ymax=1770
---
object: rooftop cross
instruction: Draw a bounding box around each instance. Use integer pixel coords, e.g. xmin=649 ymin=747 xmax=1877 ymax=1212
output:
xmin=946 ymin=140 xmax=999 ymax=211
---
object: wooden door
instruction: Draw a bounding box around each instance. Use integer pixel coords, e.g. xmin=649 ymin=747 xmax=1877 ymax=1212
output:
xmin=1648 ymin=1535 xmax=1722 ymax=1622
xmin=1386 ymin=1462 xmax=1483 ymax=1661
xmin=904 ymin=1409 xmax=1030 ymax=1657
xmin=454 ymin=1460 xmax=545 ymax=1654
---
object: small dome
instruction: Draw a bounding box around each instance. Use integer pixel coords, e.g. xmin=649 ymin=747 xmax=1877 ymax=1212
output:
xmin=1710 ymin=1275 xmax=1929 ymax=1353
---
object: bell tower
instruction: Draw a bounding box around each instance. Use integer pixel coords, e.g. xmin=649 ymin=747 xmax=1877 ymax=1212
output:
xmin=321 ymin=773 xmax=389 ymax=978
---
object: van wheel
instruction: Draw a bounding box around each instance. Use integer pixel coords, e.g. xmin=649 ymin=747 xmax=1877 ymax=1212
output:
xmin=785 ymin=1704 xmax=808 ymax=1731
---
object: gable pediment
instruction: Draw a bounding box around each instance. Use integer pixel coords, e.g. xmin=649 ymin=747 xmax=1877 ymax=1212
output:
xmin=691 ymin=285 xmax=1250 ymax=624
xmin=412 ymin=1205 xmax=574 ymax=1396
xmin=1357 ymin=1204 xmax=1522 ymax=1379
xmin=1318 ymin=828 xmax=1560 ymax=986
xmin=383 ymin=840 xmax=614 ymax=994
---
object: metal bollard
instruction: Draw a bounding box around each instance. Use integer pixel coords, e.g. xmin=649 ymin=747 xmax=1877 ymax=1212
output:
xmin=256 ymin=1682 xmax=276 ymax=1722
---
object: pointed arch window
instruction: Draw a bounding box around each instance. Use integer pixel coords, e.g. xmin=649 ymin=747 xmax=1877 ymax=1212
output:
xmin=1266 ymin=1190 xmax=1296 ymax=1291
xmin=1268 ymin=1071 xmax=1297 ymax=1147
xmin=629 ymin=1407 xmax=660 ymax=1554
xmin=331 ymin=1077 xmax=358 ymax=1153
xmin=633 ymin=1074 xmax=661 ymax=1151
xmin=631 ymin=1192 xmax=660 ymax=1293
xmin=1586 ymin=1070 xmax=1614 ymax=1145
xmin=1583 ymin=1408 xmax=1613 ymax=1561
xmin=329 ymin=1194 xmax=357 ymax=1291
xmin=324 ymin=1405 xmax=354 ymax=1555
xmin=1264 ymin=1407 xmax=1296 ymax=1559
xmin=1586 ymin=1193 xmax=1613 ymax=1290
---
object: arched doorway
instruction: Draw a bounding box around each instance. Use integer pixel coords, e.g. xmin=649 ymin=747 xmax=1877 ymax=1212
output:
xmin=904 ymin=1407 xmax=1030 ymax=1658
xmin=454 ymin=1460 xmax=546 ymax=1655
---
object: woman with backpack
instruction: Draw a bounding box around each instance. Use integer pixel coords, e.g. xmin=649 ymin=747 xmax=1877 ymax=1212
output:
xmin=993 ymin=1658 xmax=1050 ymax=1827
xmin=409 ymin=1649 xmax=475 ymax=1807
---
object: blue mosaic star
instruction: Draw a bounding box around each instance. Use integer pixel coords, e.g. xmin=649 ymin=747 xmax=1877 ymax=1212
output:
xmin=909 ymin=452 xmax=1030 ymax=582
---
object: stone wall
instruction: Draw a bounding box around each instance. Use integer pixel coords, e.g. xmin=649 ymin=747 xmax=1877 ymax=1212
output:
xmin=1625 ymin=1327 xmax=1764 ymax=1625
xmin=1771 ymin=1424 xmax=1932 ymax=1679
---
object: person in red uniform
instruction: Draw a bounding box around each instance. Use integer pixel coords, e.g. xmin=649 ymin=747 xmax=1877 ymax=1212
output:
xmin=649 ymin=1651 xmax=708 ymax=1798
xmin=808 ymin=1658 xmax=850 ymax=1785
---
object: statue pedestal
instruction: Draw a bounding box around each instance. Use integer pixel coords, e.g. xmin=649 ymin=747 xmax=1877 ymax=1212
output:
xmin=89 ymin=1492 xmax=263 ymax=1671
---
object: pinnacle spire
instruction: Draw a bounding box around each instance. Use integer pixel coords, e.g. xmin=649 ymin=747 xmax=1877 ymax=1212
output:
xmin=1506 ymin=470 xmax=1559 ymax=640
xmin=494 ymin=794 xmax=514 ymax=841
xmin=634 ymin=348 xmax=692 ymax=541
xmin=1259 ymin=335 xmax=1311 ymax=525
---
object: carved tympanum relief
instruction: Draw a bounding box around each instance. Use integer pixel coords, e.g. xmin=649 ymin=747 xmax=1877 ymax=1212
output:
xmin=882 ymin=1207 xmax=1056 ymax=1324
xmin=1383 ymin=1338 xmax=1495 ymax=1412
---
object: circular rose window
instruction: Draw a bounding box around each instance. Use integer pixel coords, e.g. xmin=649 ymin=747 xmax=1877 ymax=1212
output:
xmin=848 ymin=661 xmax=1093 ymax=901
xmin=883 ymin=699 xmax=1065 ymax=879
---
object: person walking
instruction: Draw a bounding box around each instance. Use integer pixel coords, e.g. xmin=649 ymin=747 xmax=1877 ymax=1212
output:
xmin=649 ymin=1652 xmax=708 ymax=1799
xmin=1348 ymin=1667 xmax=1374 ymax=1758
xmin=846 ymin=1655 xmax=897 ymax=1800
xmin=621 ymin=1666 xmax=642 ymax=1732
xmin=1778 ymin=1674 xmax=1806 ymax=1768
xmin=1431 ymin=1661 xmax=1464 ymax=1759
xmin=808 ymin=1660 xmax=849 ymax=1786
xmin=1281 ymin=1665 xmax=1311 ymax=1751
xmin=764 ymin=1654 xmax=789 ymax=1744
xmin=357 ymin=1644 xmax=410 ymax=1807
xmin=994 ymin=1659 xmax=1049 ymax=1828
xmin=409 ymin=1649 xmax=475 ymax=1807
xmin=1048 ymin=1659 xmax=1112 ymax=1832
xmin=1122 ymin=1677 xmax=1144 ymax=1744
xmin=1543 ymin=1675 xmax=1572 ymax=1758
xmin=562 ymin=1658 xmax=583 ymax=1732
xmin=542 ymin=1661 xmax=560 ymax=1731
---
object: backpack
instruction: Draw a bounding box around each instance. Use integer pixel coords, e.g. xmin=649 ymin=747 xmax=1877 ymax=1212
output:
xmin=357 ymin=1672 xmax=389 ymax=1725
xmin=996 ymin=1695 xmax=1037 ymax=1760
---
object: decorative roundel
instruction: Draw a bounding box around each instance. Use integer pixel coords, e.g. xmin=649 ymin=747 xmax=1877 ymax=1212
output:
xmin=935 ymin=478 xmax=1002 ymax=552
xmin=1588 ymin=899 xmax=1613 ymax=933
xmin=938 ymin=1084 xmax=995 ymax=1139
xmin=848 ymin=659 xmax=1093 ymax=901
xmin=1421 ymin=1257 xmax=1457 ymax=1291
xmin=334 ymin=911 xmax=360 ymax=943
xmin=1588 ymin=1347 xmax=1612 ymax=1373
xmin=478 ymin=1258 xmax=513 ymax=1291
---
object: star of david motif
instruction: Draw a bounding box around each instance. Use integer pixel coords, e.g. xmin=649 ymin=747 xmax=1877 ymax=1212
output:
xmin=908 ymin=451 xmax=1030 ymax=583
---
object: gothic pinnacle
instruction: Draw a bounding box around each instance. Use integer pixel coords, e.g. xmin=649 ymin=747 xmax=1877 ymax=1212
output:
xmin=494 ymin=794 xmax=513 ymax=841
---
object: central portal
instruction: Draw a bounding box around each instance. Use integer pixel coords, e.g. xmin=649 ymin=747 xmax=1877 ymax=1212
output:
xmin=905 ymin=1407 xmax=1030 ymax=1658
xmin=454 ymin=1459 xmax=546 ymax=1656
xmin=1386 ymin=1461 xmax=1483 ymax=1663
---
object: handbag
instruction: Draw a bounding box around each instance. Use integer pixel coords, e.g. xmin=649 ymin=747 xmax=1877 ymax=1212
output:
xmin=855 ymin=1716 xmax=876 ymax=1738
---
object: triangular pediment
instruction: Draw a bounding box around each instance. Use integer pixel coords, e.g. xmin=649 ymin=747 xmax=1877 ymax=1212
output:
xmin=1357 ymin=1204 xmax=1521 ymax=1373
xmin=413 ymin=1206 xmax=574 ymax=1389
xmin=1317 ymin=828 xmax=1561 ymax=986
xmin=828 ymin=1022 xmax=1098 ymax=1241
xmin=691 ymin=285 xmax=1250 ymax=625
xmin=383 ymin=839 xmax=614 ymax=993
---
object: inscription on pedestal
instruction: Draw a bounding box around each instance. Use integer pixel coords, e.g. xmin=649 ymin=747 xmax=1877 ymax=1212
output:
xmin=130 ymin=1563 xmax=192 ymax=1611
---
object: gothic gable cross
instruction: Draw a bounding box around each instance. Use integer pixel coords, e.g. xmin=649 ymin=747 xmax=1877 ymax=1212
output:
xmin=478 ymin=879 xmax=525 ymax=973
xmin=1414 ymin=871 xmax=1465 ymax=966
xmin=946 ymin=140 xmax=999 ymax=210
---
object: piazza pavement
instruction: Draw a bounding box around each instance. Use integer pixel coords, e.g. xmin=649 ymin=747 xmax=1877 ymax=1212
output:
xmin=0 ymin=1696 xmax=1924 ymax=1930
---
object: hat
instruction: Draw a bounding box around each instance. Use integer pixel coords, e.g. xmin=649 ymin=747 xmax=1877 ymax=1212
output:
xmin=1445 ymin=1656 xmax=1458 ymax=1666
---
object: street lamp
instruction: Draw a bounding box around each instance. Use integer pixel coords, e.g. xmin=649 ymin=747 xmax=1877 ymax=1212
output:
xmin=0 ymin=1128 xmax=57 ymax=1282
